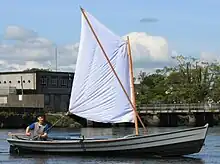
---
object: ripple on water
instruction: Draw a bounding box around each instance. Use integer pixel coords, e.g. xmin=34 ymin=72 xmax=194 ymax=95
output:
xmin=0 ymin=127 xmax=220 ymax=164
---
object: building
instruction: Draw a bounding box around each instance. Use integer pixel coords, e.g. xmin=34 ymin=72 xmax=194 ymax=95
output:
xmin=0 ymin=70 xmax=74 ymax=112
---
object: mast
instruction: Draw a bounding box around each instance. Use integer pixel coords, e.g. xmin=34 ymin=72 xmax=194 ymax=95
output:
xmin=55 ymin=46 xmax=58 ymax=72
xmin=80 ymin=7 xmax=146 ymax=131
xmin=127 ymin=36 xmax=139 ymax=135
xmin=20 ymin=76 xmax=24 ymax=107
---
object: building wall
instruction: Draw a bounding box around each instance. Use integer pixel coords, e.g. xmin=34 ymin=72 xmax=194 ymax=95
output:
xmin=0 ymin=94 xmax=44 ymax=108
xmin=0 ymin=96 xmax=7 ymax=104
xmin=0 ymin=86 xmax=17 ymax=96
xmin=36 ymin=71 xmax=73 ymax=94
xmin=0 ymin=71 xmax=74 ymax=112
xmin=36 ymin=71 xmax=74 ymax=112
xmin=0 ymin=73 xmax=36 ymax=90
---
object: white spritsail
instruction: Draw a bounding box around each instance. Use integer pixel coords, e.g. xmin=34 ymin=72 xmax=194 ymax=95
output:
xmin=68 ymin=10 xmax=134 ymax=123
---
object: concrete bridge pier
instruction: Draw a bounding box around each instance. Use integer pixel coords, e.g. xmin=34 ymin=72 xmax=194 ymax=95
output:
xmin=159 ymin=113 xmax=178 ymax=127
xmin=206 ymin=113 xmax=214 ymax=127
xmin=194 ymin=113 xmax=214 ymax=127
xmin=194 ymin=113 xmax=205 ymax=126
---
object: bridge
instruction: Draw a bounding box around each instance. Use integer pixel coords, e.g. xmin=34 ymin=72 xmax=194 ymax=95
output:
xmin=137 ymin=103 xmax=220 ymax=127
xmin=69 ymin=103 xmax=220 ymax=128
xmin=138 ymin=103 xmax=220 ymax=114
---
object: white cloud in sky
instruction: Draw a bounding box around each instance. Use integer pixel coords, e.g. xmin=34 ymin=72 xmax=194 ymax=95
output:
xmin=123 ymin=32 xmax=175 ymax=75
xmin=124 ymin=32 xmax=170 ymax=62
xmin=200 ymin=51 xmax=220 ymax=63
xmin=1 ymin=25 xmax=215 ymax=78
xmin=3 ymin=25 xmax=37 ymax=41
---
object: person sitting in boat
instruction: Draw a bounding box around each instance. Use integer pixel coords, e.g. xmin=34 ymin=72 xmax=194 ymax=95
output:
xmin=25 ymin=114 xmax=51 ymax=140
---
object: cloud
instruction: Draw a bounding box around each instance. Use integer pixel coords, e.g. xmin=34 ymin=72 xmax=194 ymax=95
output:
xmin=4 ymin=25 xmax=37 ymax=41
xmin=0 ymin=25 xmax=178 ymax=77
xmin=125 ymin=32 xmax=170 ymax=62
xmin=123 ymin=32 xmax=176 ymax=75
xmin=0 ymin=25 xmax=65 ymax=71
xmin=200 ymin=52 xmax=220 ymax=63
xmin=0 ymin=43 xmax=53 ymax=62
xmin=140 ymin=17 xmax=159 ymax=23
xmin=19 ymin=37 xmax=53 ymax=48
xmin=0 ymin=25 xmax=78 ymax=73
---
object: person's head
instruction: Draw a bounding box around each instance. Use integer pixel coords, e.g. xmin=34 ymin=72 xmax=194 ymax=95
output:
xmin=37 ymin=114 xmax=45 ymax=124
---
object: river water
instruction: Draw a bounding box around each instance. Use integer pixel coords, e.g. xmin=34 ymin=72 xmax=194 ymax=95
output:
xmin=0 ymin=126 xmax=220 ymax=164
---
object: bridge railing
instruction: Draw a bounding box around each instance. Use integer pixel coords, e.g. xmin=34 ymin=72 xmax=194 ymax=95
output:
xmin=138 ymin=103 xmax=220 ymax=110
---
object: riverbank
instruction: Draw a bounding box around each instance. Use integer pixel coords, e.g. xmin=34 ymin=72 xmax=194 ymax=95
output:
xmin=0 ymin=112 xmax=82 ymax=129
xmin=0 ymin=112 xmax=220 ymax=128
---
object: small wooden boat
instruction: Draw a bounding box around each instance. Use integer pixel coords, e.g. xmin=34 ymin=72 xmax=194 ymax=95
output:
xmin=7 ymin=7 xmax=209 ymax=157
xmin=7 ymin=123 xmax=208 ymax=156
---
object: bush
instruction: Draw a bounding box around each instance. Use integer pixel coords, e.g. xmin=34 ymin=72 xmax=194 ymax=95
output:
xmin=0 ymin=112 xmax=82 ymax=128
xmin=46 ymin=115 xmax=82 ymax=128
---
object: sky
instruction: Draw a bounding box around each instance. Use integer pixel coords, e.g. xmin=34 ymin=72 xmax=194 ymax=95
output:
xmin=0 ymin=0 xmax=219 ymax=75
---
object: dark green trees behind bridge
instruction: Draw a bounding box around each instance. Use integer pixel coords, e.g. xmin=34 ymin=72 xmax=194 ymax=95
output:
xmin=135 ymin=55 xmax=220 ymax=107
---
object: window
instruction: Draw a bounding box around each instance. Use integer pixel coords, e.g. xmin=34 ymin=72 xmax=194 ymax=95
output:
xmin=60 ymin=79 xmax=67 ymax=86
xmin=40 ymin=77 xmax=47 ymax=85
xmin=28 ymin=80 xmax=31 ymax=83
xmin=4 ymin=81 xmax=6 ymax=84
xmin=51 ymin=78 xmax=58 ymax=86
xmin=9 ymin=81 xmax=11 ymax=83
xmin=18 ymin=81 xmax=20 ymax=83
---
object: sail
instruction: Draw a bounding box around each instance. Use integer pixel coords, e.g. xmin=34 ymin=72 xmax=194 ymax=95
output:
xmin=68 ymin=10 xmax=134 ymax=123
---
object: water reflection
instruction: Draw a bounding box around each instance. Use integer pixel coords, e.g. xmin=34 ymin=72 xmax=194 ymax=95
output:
xmin=7 ymin=153 xmax=205 ymax=164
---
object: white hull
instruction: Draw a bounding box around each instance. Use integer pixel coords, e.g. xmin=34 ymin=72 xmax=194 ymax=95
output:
xmin=7 ymin=124 xmax=208 ymax=157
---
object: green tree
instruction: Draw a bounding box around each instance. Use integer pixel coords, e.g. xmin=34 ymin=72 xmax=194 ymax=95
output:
xmin=23 ymin=68 xmax=52 ymax=72
xmin=135 ymin=55 xmax=220 ymax=104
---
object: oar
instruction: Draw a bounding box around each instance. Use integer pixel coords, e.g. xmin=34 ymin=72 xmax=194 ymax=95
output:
xmin=31 ymin=135 xmax=41 ymax=140
xmin=8 ymin=132 xmax=27 ymax=136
